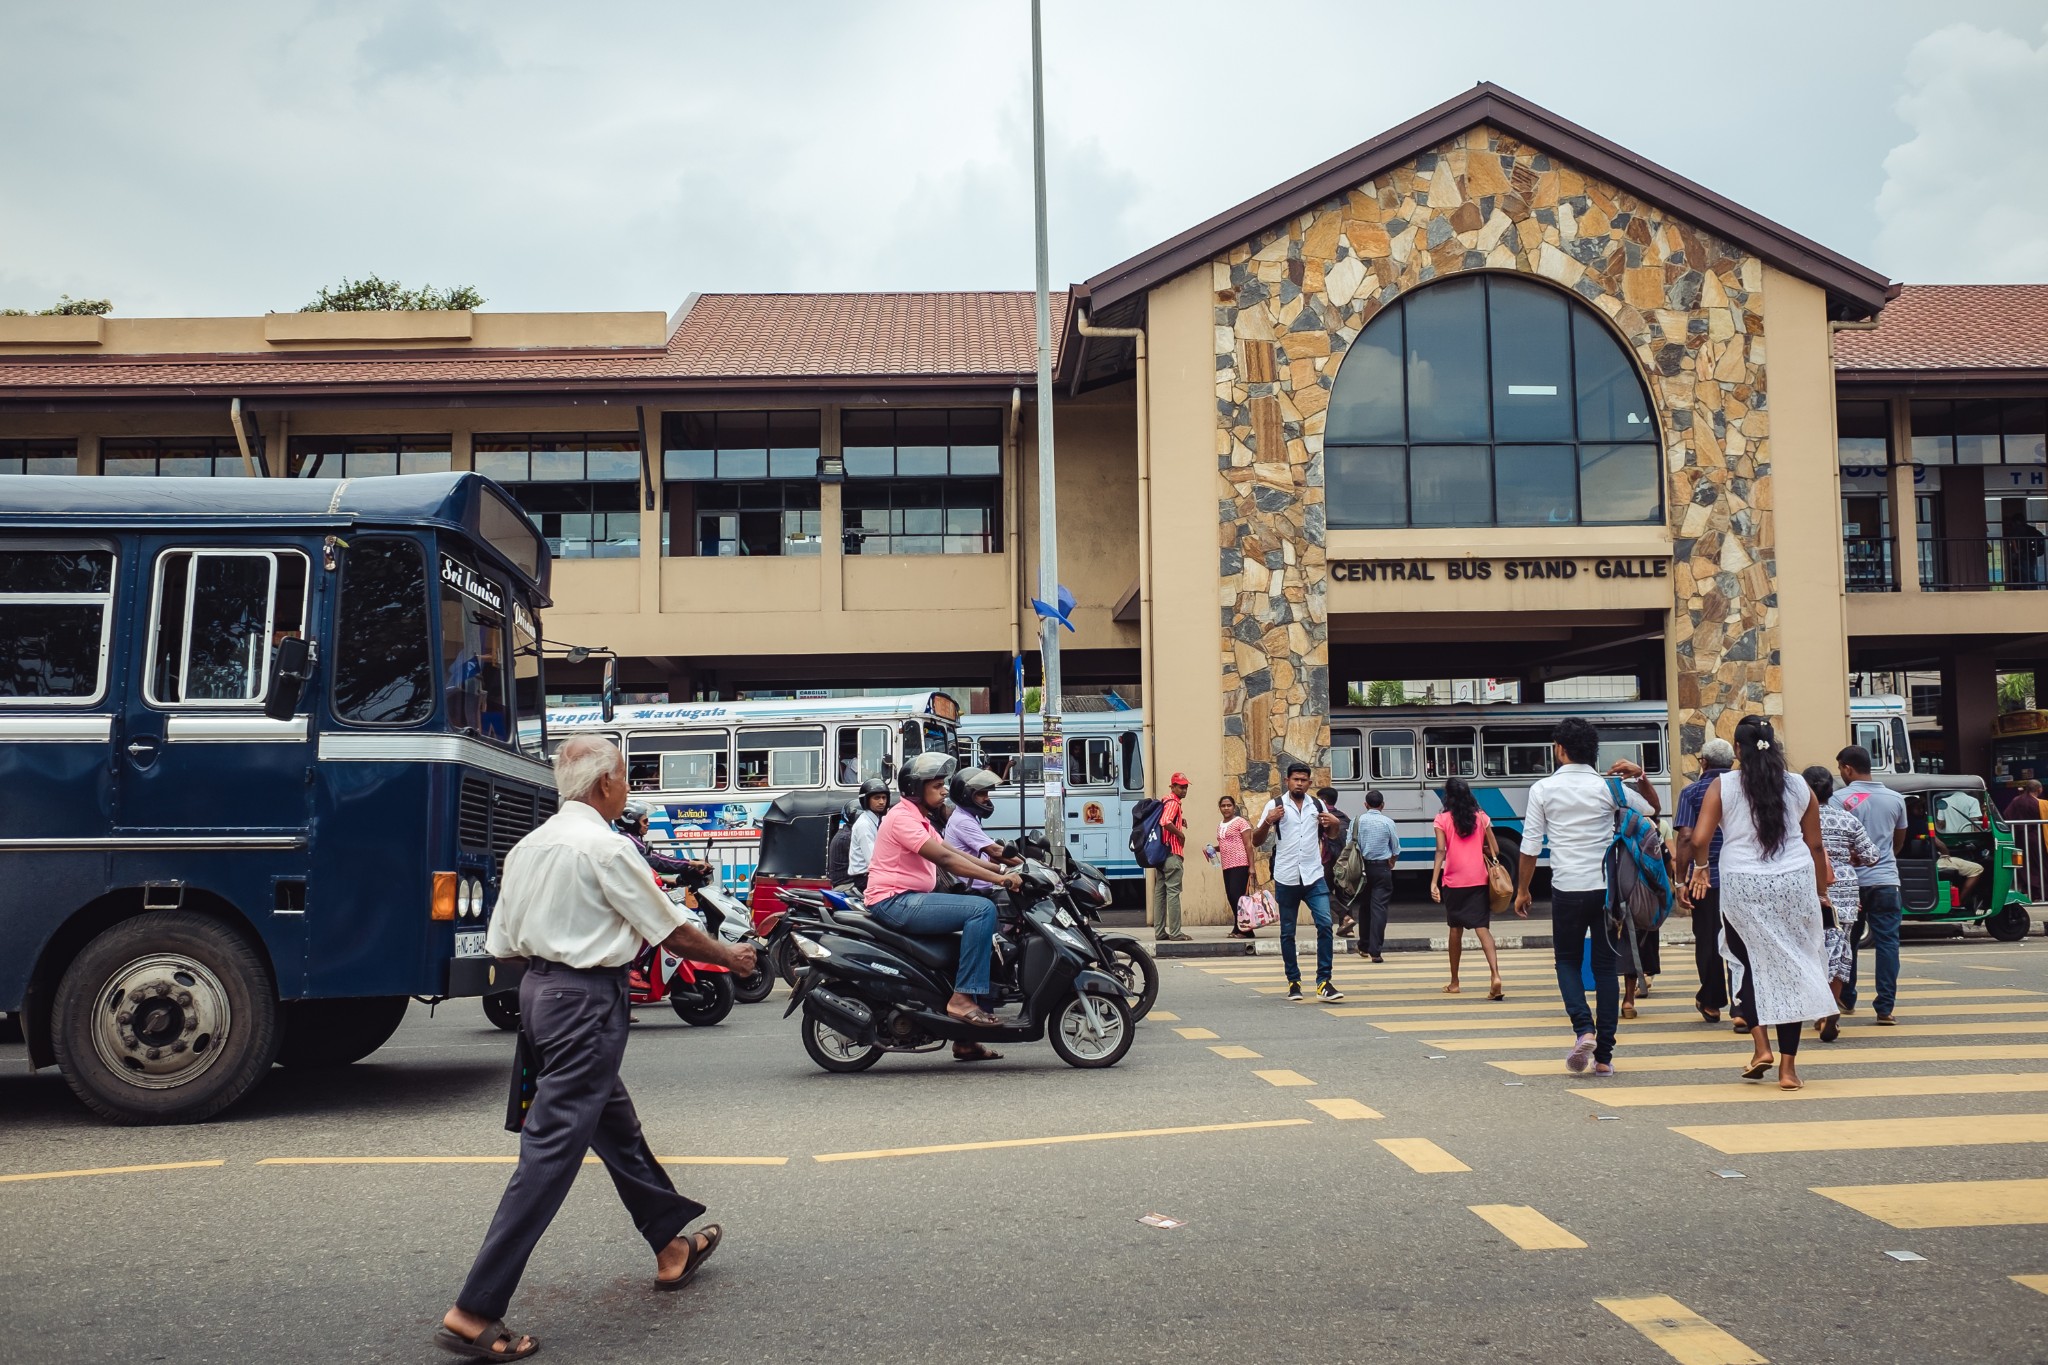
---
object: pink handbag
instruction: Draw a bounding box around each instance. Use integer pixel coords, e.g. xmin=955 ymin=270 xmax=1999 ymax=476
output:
xmin=1236 ymin=889 xmax=1280 ymax=930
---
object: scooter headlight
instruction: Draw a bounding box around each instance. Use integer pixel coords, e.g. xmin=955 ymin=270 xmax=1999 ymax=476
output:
xmin=1051 ymin=928 xmax=1089 ymax=953
xmin=794 ymin=934 xmax=832 ymax=961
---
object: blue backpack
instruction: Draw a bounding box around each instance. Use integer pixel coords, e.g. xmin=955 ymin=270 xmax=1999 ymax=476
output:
xmin=1130 ymin=797 xmax=1171 ymax=869
xmin=1603 ymin=776 xmax=1673 ymax=973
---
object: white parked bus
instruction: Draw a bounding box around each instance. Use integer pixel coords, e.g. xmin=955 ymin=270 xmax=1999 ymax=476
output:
xmin=961 ymin=695 xmax=1911 ymax=879
xmin=537 ymin=691 xmax=961 ymax=887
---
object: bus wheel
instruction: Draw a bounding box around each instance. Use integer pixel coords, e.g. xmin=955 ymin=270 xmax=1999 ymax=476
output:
xmin=482 ymin=992 xmax=522 ymax=1032
xmin=275 ymin=996 xmax=410 ymax=1068
xmin=51 ymin=912 xmax=278 ymax=1126
xmin=1985 ymin=903 xmax=2033 ymax=943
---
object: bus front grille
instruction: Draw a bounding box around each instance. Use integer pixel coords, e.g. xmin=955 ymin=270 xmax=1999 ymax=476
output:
xmin=457 ymin=776 xmax=546 ymax=878
xmin=458 ymin=778 xmax=493 ymax=853
xmin=489 ymin=786 xmax=539 ymax=874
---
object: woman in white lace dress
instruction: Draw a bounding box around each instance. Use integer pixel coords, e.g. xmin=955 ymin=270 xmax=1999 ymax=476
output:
xmin=1684 ymin=717 xmax=1836 ymax=1090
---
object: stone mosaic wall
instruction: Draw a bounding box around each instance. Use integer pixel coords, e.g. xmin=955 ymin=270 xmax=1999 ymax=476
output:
xmin=1213 ymin=123 xmax=1775 ymax=798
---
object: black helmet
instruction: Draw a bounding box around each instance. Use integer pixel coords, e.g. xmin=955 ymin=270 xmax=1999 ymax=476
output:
xmin=841 ymin=799 xmax=863 ymax=824
xmin=858 ymin=777 xmax=890 ymax=804
xmin=615 ymin=801 xmax=650 ymax=833
xmin=897 ymin=750 xmax=956 ymax=800
xmin=948 ymin=766 xmax=1000 ymax=818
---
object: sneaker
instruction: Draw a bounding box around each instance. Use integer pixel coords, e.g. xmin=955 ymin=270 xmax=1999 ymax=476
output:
xmin=1317 ymin=981 xmax=1345 ymax=1002
xmin=1286 ymin=981 xmax=1304 ymax=1002
xmin=1592 ymin=1061 xmax=1616 ymax=1076
xmin=1565 ymin=1032 xmax=1596 ymax=1073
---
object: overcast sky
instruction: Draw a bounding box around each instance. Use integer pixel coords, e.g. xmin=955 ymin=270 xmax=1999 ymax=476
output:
xmin=2 ymin=2 xmax=2044 ymax=317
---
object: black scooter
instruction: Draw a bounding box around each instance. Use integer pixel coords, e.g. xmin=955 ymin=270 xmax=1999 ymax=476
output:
xmin=1011 ymin=837 xmax=1159 ymax=1021
xmin=780 ymin=860 xmax=1135 ymax=1072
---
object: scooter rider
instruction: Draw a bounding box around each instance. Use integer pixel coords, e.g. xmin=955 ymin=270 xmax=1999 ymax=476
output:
xmin=863 ymin=752 xmax=1023 ymax=1053
xmin=616 ymin=802 xmax=713 ymax=883
xmin=942 ymin=767 xmax=1020 ymax=903
xmin=845 ymin=778 xmax=890 ymax=893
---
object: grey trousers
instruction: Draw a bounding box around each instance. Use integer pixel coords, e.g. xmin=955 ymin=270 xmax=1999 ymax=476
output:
xmin=457 ymin=961 xmax=703 ymax=1321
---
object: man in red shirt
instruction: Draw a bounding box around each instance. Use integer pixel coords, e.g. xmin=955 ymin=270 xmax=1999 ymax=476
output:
xmin=1153 ymin=772 xmax=1191 ymax=942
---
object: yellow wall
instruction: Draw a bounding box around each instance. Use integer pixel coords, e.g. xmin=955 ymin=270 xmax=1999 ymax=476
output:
xmin=0 ymin=311 xmax=667 ymax=354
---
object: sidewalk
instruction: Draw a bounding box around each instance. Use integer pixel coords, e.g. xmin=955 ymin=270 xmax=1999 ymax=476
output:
xmin=1102 ymin=909 xmax=1704 ymax=958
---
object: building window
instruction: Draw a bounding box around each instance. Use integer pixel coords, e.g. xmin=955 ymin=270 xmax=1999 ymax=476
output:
xmin=101 ymin=437 xmax=248 ymax=477
xmin=289 ymin=434 xmax=452 ymax=479
xmin=0 ymin=439 xmax=78 ymax=476
xmin=839 ymin=409 xmax=1003 ymax=556
xmin=1837 ymin=400 xmax=1891 ymax=469
xmin=1908 ymin=399 xmax=2048 ymax=466
xmin=1326 ymin=275 xmax=1662 ymax=529
xmin=661 ymin=412 xmax=821 ymax=557
xmin=1909 ymin=683 xmax=1940 ymax=719
xmin=474 ymin=434 xmax=641 ymax=560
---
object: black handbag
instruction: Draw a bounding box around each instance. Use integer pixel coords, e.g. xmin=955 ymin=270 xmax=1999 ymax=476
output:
xmin=503 ymin=1029 xmax=542 ymax=1133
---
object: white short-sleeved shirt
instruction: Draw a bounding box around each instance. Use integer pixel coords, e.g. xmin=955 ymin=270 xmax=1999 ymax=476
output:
xmin=1260 ymin=792 xmax=1328 ymax=887
xmin=485 ymin=802 xmax=687 ymax=968
xmin=1521 ymin=764 xmax=1653 ymax=893
xmin=847 ymin=808 xmax=881 ymax=875
xmin=1716 ymin=770 xmax=1816 ymax=878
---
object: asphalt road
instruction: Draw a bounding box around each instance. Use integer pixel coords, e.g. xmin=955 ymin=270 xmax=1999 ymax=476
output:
xmin=5 ymin=934 xmax=2048 ymax=1364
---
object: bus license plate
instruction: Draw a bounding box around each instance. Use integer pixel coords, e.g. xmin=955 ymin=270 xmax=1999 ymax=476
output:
xmin=455 ymin=930 xmax=488 ymax=958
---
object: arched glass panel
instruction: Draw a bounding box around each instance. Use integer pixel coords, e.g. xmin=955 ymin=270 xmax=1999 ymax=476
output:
xmin=1326 ymin=274 xmax=1661 ymax=528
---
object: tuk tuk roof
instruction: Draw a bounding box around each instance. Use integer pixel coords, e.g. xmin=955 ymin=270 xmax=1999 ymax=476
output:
xmin=755 ymin=790 xmax=849 ymax=880
xmin=1868 ymin=773 xmax=1989 ymax=795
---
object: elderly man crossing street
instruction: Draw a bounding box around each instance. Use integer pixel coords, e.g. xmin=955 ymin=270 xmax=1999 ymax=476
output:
xmin=437 ymin=735 xmax=756 ymax=1362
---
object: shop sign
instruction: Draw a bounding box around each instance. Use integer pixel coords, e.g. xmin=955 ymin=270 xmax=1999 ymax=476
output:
xmin=1993 ymin=710 xmax=2048 ymax=738
xmin=1329 ymin=556 xmax=1670 ymax=584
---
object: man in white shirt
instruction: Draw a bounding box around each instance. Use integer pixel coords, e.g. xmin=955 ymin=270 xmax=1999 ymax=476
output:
xmin=1513 ymin=717 xmax=1658 ymax=1076
xmin=845 ymin=778 xmax=889 ymax=891
xmin=1253 ymin=762 xmax=1348 ymax=1003
xmin=440 ymin=736 xmax=756 ymax=1361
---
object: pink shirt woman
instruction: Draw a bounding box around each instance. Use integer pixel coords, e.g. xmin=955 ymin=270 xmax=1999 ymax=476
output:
xmin=1214 ymin=795 xmax=1259 ymax=938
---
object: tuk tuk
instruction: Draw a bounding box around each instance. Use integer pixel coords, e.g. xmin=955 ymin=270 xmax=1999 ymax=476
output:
xmin=747 ymin=790 xmax=849 ymax=929
xmin=1866 ymin=774 xmax=2036 ymax=941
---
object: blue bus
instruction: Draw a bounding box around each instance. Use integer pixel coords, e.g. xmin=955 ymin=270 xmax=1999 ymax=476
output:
xmin=0 ymin=474 xmax=559 ymax=1124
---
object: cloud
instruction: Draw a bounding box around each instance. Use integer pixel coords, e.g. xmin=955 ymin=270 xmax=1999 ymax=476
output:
xmin=1874 ymin=21 xmax=2048 ymax=283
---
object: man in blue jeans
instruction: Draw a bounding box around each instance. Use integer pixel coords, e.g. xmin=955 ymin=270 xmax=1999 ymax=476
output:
xmin=1514 ymin=717 xmax=1659 ymax=1075
xmin=1833 ymin=745 xmax=1909 ymax=1023
xmin=1254 ymin=763 xmax=1347 ymax=1003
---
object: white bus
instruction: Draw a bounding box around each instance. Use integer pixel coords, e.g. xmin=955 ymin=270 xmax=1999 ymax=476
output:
xmin=961 ymin=695 xmax=1911 ymax=879
xmin=538 ymin=691 xmax=961 ymax=887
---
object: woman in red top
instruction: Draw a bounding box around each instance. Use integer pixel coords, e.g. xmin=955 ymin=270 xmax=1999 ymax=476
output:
xmin=1213 ymin=795 xmax=1257 ymax=938
xmin=1430 ymin=776 xmax=1505 ymax=1000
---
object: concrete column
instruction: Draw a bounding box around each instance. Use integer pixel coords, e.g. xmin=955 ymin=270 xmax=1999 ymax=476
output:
xmin=75 ymin=433 xmax=100 ymax=476
xmin=1940 ymin=650 xmax=1998 ymax=780
xmin=450 ymin=429 xmax=473 ymax=472
xmin=820 ymin=403 xmax=844 ymax=616
xmin=1886 ymin=397 xmax=1918 ymax=593
xmin=639 ymin=410 xmax=664 ymax=620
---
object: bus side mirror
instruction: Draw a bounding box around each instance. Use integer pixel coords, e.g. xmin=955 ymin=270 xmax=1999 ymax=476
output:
xmin=600 ymin=656 xmax=618 ymax=724
xmin=265 ymin=637 xmax=318 ymax=722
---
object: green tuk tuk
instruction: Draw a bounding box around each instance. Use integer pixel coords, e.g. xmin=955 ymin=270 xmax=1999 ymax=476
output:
xmin=1864 ymin=774 xmax=2037 ymax=941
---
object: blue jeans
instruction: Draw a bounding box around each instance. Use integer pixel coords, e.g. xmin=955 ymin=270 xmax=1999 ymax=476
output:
xmin=1551 ymin=888 xmax=1621 ymax=1064
xmin=1846 ymin=884 xmax=1901 ymax=1015
xmin=1274 ymin=878 xmax=1333 ymax=986
xmin=867 ymin=890 xmax=998 ymax=997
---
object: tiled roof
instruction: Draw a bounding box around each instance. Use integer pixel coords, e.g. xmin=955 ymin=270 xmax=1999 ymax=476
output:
xmin=0 ymin=291 xmax=1064 ymax=396
xmin=1834 ymin=284 xmax=2048 ymax=373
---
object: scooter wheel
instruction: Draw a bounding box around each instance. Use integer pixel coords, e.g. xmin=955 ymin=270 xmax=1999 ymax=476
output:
xmin=670 ymin=974 xmax=735 ymax=1027
xmin=801 ymin=1006 xmax=883 ymax=1072
xmin=1048 ymin=990 xmax=1135 ymax=1069
xmin=1100 ymin=936 xmax=1160 ymax=1021
xmin=732 ymin=961 xmax=775 ymax=1005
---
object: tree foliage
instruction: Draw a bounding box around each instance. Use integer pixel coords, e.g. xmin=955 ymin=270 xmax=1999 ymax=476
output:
xmin=1361 ymin=680 xmax=1407 ymax=707
xmin=300 ymin=274 xmax=484 ymax=312
xmin=1999 ymin=671 xmax=2035 ymax=713
xmin=0 ymin=295 xmax=113 ymax=317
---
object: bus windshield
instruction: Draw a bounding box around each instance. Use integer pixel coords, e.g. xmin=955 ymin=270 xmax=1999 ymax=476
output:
xmin=438 ymin=551 xmax=512 ymax=745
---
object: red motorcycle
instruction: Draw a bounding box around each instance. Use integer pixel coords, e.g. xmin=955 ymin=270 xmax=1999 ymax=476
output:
xmin=628 ymin=936 xmax=734 ymax=1027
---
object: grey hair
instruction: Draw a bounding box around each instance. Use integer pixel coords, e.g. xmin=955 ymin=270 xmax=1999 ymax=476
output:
xmin=554 ymin=734 xmax=623 ymax=802
xmin=1699 ymin=737 xmax=1735 ymax=769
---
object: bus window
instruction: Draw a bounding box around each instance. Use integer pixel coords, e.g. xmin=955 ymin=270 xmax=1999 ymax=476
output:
xmin=1370 ymin=729 xmax=1417 ymax=780
xmin=1120 ymin=731 xmax=1144 ymax=792
xmin=1422 ymin=726 xmax=1475 ymax=780
xmin=1068 ymin=736 xmax=1114 ymax=788
xmin=978 ymin=737 xmax=1042 ymax=784
xmin=1891 ymin=718 xmax=1913 ymax=773
xmin=512 ymin=600 xmax=542 ymax=739
xmin=924 ymin=720 xmax=953 ymax=755
xmin=439 ymin=553 xmax=511 ymax=744
xmin=900 ymin=720 xmax=922 ymax=760
xmin=1330 ymin=727 xmax=1363 ymax=783
xmin=1596 ymin=725 xmax=1665 ymax=775
xmin=1482 ymin=725 xmax=1554 ymax=779
xmin=332 ymin=538 xmax=432 ymax=725
xmin=1853 ymin=721 xmax=1890 ymax=773
xmin=627 ymin=732 xmax=727 ymax=792
xmin=836 ymin=724 xmax=892 ymax=785
xmin=737 ymin=725 xmax=824 ymax=788
xmin=0 ymin=547 xmax=115 ymax=704
xmin=147 ymin=549 xmax=308 ymax=705
xmin=549 ymin=731 xmax=618 ymax=759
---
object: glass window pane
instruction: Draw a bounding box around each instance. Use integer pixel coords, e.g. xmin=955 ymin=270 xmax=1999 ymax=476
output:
xmin=400 ymin=449 xmax=452 ymax=474
xmin=526 ymin=447 xmax=581 ymax=481
xmin=1573 ymin=311 xmax=1656 ymax=442
xmin=586 ymin=447 xmax=640 ymax=481
xmin=475 ymin=449 xmax=528 ymax=482
xmin=1488 ymin=279 xmax=1574 ymax=440
xmin=0 ymin=603 xmax=106 ymax=699
xmin=0 ymin=549 xmax=112 ymax=594
xmin=1409 ymin=446 xmax=1490 ymax=526
xmin=841 ymin=410 xmax=893 ymax=447
xmin=1327 ymin=446 xmax=1406 ymax=527
xmin=2003 ymin=400 xmax=2046 ymax=465
xmin=717 ymin=411 xmax=768 ymax=448
xmin=663 ymin=449 xmax=716 ymax=481
xmin=951 ymin=409 xmax=1001 ymax=445
xmin=716 ymin=449 xmax=768 ymax=480
xmin=665 ymin=413 xmax=716 ymax=451
xmin=894 ymin=410 xmax=946 ymax=448
xmin=768 ymin=448 xmax=819 ymax=478
xmin=1493 ymin=445 xmax=1577 ymax=526
xmin=950 ymin=445 xmax=1000 ymax=476
xmin=160 ymin=456 xmax=211 ymax=478
xmin=1911 ymin=400 xmax=1954 ymax=465
xmin=1955 ymin=399 xmax=2002 ymax=466
xmin=842 ymin=447 xmax=893 ymax=478
xmin=1327 ymin=308 xmax=1404 ymax=443
xmin=1404 ymin=277 xmax=1489 ymax=442
xmin=1837 ymin=400 xmax=1891 ymax=468
xmin=181 ymin=555 xmax=273 ymax=701
xmin=1422 ymin=726 xmax=1476 ymax=778
xmin=898 ymin=446 xmax=947 ymax=478
xmin=768 ymin=410 xmax=821 ymax=450
xmin=333 ymin=538 xmax=432 ymax=724
xmin=1579 ymin=444 xmax=1662 ymax=524
xmin=102 ymin=456 xmax=153 ymax=476
xmin=1370 ymin=729 xmax=1417 ymax=780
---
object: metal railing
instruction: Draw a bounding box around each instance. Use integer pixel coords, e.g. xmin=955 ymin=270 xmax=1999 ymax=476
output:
xmin=1920 ymin=536 xmax=2048 ymax=592
xmin=2010 ymin=819 xmax=2048 ymax=906
xmin=1842 ymin=535 xmax=1898 ymax=593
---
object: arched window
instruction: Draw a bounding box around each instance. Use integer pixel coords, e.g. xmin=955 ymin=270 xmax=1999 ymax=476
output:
xmin=1325 ymin=275 xmax=1662 ymax=528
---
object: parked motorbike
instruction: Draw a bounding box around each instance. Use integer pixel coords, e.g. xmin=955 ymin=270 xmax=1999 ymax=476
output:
xmin=481 ymin=934 xmax=735 ymax=1032
xmin=671 ymin=870 xmax=775 ymax=1004
xmin=1013 ymin=836 xmax=1159 ymax=1021
xmin=780 ymin=858 xmax=1135 ymax=1072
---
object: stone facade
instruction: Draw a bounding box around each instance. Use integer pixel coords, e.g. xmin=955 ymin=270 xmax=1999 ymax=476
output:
xmin=1213 ymin=123 xmax=1776 ymax=799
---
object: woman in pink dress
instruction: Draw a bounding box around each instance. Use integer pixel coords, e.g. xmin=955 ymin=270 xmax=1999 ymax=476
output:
xmin=1431 ymin=776 xmax=1505 ymax=999
xmin=1214 ymin=795 xmax=1257 ymax=938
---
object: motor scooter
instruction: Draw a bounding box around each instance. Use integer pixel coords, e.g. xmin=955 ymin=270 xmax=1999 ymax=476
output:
xmin=481 ymin=931 xmax=734 ymax=1031
xmin=671 ymin=870 xmax=775 ymax=1003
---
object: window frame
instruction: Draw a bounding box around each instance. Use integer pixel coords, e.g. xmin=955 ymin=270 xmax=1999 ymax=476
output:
xmin=1330 ymin=726 xmax=1364 ymax=783
xmin=1480 ymin=724 xmax=1556 ymax=780
xmin=841 ymin=477 xmax=1002 ymax=556
xmin=0 ymin=439 xmax=81 ymax=477
xmin=626 ymin=730 xmax=731 ymax=793
xmin=1422 ymin=725 xmax=1477 ymax=780
xmin=143 ymin=547 xmax=309 ymax=710
xmin=1370 ymin=728 xmax=1418 ymax=781
xmin=835 ymin=723 xmax=894 ymax=787
xmin=0 ymin=543 xmax=118 ymax=708
xmin=1119 ymin=730 xmax=1145 ymax=792
xmin=437 ymin=551 xmax=515 ymax=747
xmin=1594 ymin=726 xmax=1666 ymax=777
xmin=330 ymin=535 xmax=435 ymax=729
xmin=100 ymin=436 xmax=251 ymax=478
xmin=1066 ymin=735 xmax=1116 ymax=789
xmin=734 ymin=724 xmax=825 ymax=790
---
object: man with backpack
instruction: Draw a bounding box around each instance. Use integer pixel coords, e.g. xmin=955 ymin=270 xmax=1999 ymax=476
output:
xmin=1150 ymin=773 xmax=1192 ymax=942
xmin=1256 ymin=763 xmax=1348 ymax=1002
xmin=1513 ymin=717 xmax=1660 ymax=1075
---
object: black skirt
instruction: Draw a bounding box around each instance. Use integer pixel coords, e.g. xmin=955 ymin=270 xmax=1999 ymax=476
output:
xmin=1443 ymin=883 xmax=1490 ymax=929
